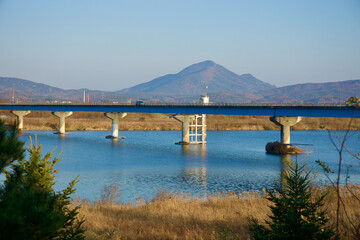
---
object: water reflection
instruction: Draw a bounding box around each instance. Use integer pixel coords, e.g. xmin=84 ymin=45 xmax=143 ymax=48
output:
xmin=111 ymin=138 xmax=118 ymax=146
xmin=58 ymin=133 xmax=66 ymax=140
xmin=178 ymin=145 xmax=208 ymax=192
xmin=181 ymin=144 xmax=207 ymax=159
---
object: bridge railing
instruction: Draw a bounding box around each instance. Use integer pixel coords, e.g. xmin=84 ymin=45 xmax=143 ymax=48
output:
xmin=0 ymin=102 xmax=348 ymax=107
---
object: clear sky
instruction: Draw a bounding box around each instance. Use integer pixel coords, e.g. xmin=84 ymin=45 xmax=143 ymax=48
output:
xmin=0 ymin=0 xmax=359 ymax=91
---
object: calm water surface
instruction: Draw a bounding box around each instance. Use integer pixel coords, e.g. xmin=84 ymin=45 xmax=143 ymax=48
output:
xmin=17 ymin=130 xmax=360 ymax=202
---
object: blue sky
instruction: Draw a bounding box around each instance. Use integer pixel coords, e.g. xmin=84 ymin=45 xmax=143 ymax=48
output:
xmin=0 ymin=0 xmax=359 ymax=91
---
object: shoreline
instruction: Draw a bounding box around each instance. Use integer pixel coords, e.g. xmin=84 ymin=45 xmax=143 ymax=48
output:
xmin=2 ymin=110 xmax=359 ymax=132
xmin=19 ymin=128 xmax=353 ymax=132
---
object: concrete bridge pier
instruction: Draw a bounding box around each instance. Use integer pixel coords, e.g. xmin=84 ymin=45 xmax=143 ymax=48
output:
xmin=174 ymin=115 xmax=192 ymax=144
xmin=52 ymin=111 xmax=73 ymax=134
xmin=174 ymin=114 xmax=206 ymax=145
xmin=104 ymin=112 xmax=127 ymax=139
xmin=10 ymin=110 xmax=30 ymax=130
xmin=270 ymin=116 xmax=302 ymax=145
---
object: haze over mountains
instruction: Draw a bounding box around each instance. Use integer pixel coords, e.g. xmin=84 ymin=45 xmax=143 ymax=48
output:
xmin=0 ymin=60 xmax=359 ymax=104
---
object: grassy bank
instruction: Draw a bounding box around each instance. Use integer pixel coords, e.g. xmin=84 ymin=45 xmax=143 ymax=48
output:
xmin=1 ymin=111 xmax=358 ymax=131
xmin=77 ymin=186 xmax=360 ymax=240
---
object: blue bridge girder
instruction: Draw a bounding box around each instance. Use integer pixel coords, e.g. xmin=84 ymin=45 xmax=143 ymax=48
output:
xmin=0 ymin=103 xmax=359 ymax=118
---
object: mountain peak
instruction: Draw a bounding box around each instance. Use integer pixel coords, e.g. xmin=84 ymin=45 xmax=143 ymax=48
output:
xmin=178 ymin=60 xmax=216 ymax=76
xmin=120 ymin=61 xmax=274 ymax=95
xmin=197 ymin=60 xmax=216 ymax=66
xmin=191 ymin=60 xmax=216 ymax=67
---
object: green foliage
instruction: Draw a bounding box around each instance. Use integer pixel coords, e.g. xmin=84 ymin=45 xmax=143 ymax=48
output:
xmin=0 ymin=121 xmax=24 ymax=172
xmin=13 ymin=137 xmax=61 ymax=192
xmin=0 ymin=175 xmax=67 ymax=239
xmin=249 ymin=162 xmax=335 ymax=240
xmin=0 ymin=122 xmax=85 ymax=240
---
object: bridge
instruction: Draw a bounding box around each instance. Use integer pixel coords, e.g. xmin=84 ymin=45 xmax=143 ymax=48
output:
xmin=1 ymin=102 xmax=358 ymax=146
xmin=0 ymin=103 xmax=358 ymax=117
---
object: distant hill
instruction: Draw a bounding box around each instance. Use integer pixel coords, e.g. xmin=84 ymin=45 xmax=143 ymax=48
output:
xmin=0 ymin=77 xmax=67 ymax=96
xmin=119 ymin=60 xmax=275 ymax=96
xmin=1 ymin=61 xmax=359 ymax=104
xmin=0 ymin=77 xmax=117 ymax=102
xmin=256 ymin=80 xmax=360 ymax=104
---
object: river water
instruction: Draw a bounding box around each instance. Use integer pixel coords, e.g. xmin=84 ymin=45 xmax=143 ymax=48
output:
xmin=16 ymin=130 xmax=360 ymax=202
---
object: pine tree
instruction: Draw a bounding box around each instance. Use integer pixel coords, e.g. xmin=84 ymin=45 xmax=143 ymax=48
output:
xmin=0 ymin=120 xmax=24 ymax=172
xmin=249 ymin=162 xmax=335 ymax=240
xmin=0 ymin=123 xmax=85 ymax=240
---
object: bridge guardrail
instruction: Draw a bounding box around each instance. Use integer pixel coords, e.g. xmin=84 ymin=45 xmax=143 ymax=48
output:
xmin=0 ymin=102 xmax=348 ymax=107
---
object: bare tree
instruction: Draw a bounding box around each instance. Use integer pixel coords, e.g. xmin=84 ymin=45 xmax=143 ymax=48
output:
xmin=316 ymin=96 xmax=359 ymax=239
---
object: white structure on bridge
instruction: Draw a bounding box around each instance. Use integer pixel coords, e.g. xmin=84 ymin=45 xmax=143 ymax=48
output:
xmin=173 ymin=114 xmax=206 ymax=145
xmin=173 ymin=92 xmax=208 ymax=145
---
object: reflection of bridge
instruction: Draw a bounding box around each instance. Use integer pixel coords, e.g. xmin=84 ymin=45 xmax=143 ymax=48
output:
xmin=1 ymin=103 xmax=358 ymax=145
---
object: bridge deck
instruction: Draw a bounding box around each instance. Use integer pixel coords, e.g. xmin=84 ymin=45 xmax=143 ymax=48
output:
xmin=0 ymin=103 xmax=358 ymax=118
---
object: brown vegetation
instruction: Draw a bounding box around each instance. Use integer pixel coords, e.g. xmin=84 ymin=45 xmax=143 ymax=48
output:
xmin=1 ymin=111 xmax=358 ymax=131
xmin=265 ymin=141 xmax=302 ymax=155
xmin=76 ymin=186 xmax=360 ymax=240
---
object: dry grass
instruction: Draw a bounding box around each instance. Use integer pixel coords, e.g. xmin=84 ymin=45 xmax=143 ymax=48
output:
xmin=75 ymin=186 xmax=360 ymax=240
xmin=78 ymin=190 xmax=269 ymax=240
xmin=1 ymin=111 xmax=358 ymax=131
xmin=326 ymin=185 xmax=360 ymax=239
xmin=265 ymin=141 xmax=303 ymax=155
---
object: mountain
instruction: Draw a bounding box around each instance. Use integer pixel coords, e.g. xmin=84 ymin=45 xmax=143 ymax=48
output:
xmin=256 ymin=80 xmax=360 ymax=104
xmin=119 ymin=60 xmax=275 ymax=96
xmin=1 ymin=61 xmax=359 ymax=104
xmin=0 ymin=77 xmax=119 ymax=102
xmin=0 ymin=77 xmax=67 ymax=96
